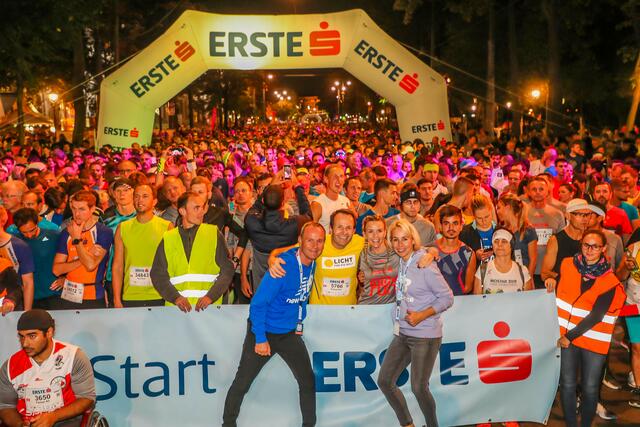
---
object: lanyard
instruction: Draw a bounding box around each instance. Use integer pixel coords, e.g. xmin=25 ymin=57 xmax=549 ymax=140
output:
xmin=296 ymin=250 xmax=315 ymax=323
xmin=395 ymin=252 xmax=415 ymax=321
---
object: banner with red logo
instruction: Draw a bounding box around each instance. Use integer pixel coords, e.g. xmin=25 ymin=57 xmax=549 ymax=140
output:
xmin=97 ymin=9 xmax=452 ymax=148
xmin=0 ymin=291 xmax=559 ymax=426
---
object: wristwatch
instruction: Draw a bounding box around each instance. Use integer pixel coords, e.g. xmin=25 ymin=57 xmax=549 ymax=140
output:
xmin=72 ymin=238 xmax=82 ymax=245
xmin=232 ymin=256 xmax=240 ymax=265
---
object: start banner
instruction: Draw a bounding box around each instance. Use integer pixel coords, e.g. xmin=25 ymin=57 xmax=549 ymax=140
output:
xmin=0 ymin=291 xmax=560 ymax=426
xmin=97 ymin=9 xmax=452 ymax=149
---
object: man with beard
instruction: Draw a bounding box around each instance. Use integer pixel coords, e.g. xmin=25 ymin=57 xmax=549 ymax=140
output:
xmin=0 ymin=310 xmax=95 ymax=427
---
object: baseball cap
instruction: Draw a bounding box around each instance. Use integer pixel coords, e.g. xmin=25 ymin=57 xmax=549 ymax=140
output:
xmin=17 ymin=309 xmax=54 ymax=331
xmin=111 ymin=178 xmax=134 ymax=190
xmin=400 ymin=188 xmax=419 ymax=203
xmin=566 ymin=198 xmax=601 ymax=215
xmin=423 ymin=163 xmax=439 ymax=172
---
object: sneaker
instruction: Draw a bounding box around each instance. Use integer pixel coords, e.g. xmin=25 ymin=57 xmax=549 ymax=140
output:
xmin=596 ymin=402 xmax=617 ymax=420
xmin=602 ymin=373 xmax=622 ymax=390
xmin=630 ymin=371 xmax=637 ymax=389
xmin=630 ymin=399 xmax=640 ymax=408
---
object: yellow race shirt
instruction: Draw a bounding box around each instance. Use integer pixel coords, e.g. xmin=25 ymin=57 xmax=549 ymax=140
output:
xmin=309 ymin=234 xmax=365 ymax=305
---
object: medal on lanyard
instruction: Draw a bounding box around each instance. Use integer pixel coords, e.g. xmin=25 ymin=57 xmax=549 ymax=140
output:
xmin=296 ymin=250 xmax=314 ymax=336
xmin=394 ymin=253 xmax=414 ymax=335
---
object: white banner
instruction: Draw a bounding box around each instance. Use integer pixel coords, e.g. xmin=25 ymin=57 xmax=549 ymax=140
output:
xmin=0 ymin=291 xmax=559 ymax=426
xmin=97 ymin=9 xmax=452 ymax=148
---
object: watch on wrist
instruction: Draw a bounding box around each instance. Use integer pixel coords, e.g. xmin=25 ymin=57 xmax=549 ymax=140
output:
xmin=232 ymin=256 xmax=240 ymax=265
xmin=72 ymin=238 xmax=82 ymax=245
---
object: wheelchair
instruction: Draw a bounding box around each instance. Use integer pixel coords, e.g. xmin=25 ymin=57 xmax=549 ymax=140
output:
xmin=80 ymin=409 xmax=109 ymax=427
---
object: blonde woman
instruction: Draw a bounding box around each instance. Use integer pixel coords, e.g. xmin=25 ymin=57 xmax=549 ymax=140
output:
xmin=378 ymin=219 xmax=453 ymax=427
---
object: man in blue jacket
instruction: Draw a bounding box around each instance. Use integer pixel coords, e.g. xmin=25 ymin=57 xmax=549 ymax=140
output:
xmin=223 ymin=222 xmax=325 ymax=427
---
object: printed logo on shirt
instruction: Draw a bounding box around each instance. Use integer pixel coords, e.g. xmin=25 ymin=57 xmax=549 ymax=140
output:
xmin=322 ymin=255 xmax=356 ymax=269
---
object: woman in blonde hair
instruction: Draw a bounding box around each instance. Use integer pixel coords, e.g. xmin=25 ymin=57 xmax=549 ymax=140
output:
xmin=378 ymin=219 xmax=453 ymax=427
xmin=496 ymin=193 xmax=538 ymax=275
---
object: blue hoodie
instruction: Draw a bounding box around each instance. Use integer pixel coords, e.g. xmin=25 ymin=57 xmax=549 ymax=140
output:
xmin=249 ymin=247 xmax=315 ymax=343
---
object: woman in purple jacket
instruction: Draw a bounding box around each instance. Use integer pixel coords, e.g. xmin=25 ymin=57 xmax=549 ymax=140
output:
xmin=378 ymin=219 xmax=454 ymax=427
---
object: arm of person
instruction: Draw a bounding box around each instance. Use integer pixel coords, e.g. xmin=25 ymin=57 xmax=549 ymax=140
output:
xmin=20 ymin=273 xmax=34 ymax=311
xmin=267 ymin=244 xmax=297 ymax=278
xmin=616 ymin=250 xmax=637 ymax=280
xmin=540 ymin=235 xmax=559 ymax=280
xmin=240 ymin=248 xmax=253 ymax=298
xmin=249 ymin=272 xmax=284 ymax=345
xmin=199 ymin=231 xmax=235 ymax=310
xmin=310 ymin=201 xmax=322 ymax=223
xmin=464 ymin=251 xmax=477 ymax=294
xmin=565 ymin=287 xmax=616 ymax=342
xmin=411 ymin=264 xmax=454 ymax=322
xmin=52 ymin=252 xmax=82 ymax=276
xmin=225 ymin=210 xmax=248 ymax=250
xmin=74 ymin=239 xmax=107 ymax=272
xmin=1 ymin=268 xmax=21 ymax=316
xmin=473 ymin=276 xmax=482 ymax=295
xmin=294 ymin=185 xmax=311 ymax=216
xmin=0 ymin=362 xmax=21 ymax=427
xmin=150 ymin=239 xmax=183 ymax=305
xmin=111 ymin=225 xmax=125 ymax=308
xmin=527 ymin=238 xmax=538 ymax=279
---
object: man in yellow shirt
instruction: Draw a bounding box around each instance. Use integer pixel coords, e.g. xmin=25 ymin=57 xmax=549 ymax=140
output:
xmin=269 ymin=209 xmax=364 ymax=305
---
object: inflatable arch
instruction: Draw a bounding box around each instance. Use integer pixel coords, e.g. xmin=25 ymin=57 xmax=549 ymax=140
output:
xmin=97 ymin=9 xmax=452 ymax=148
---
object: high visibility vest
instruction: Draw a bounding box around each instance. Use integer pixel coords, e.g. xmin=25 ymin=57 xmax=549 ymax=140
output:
xmin=556 ymin=257 xmax=626 ymax=354
xmin=121 ymin=216 xmax=170 ymax=301
xmin=163 ymin=224 xmax=221 ymax=305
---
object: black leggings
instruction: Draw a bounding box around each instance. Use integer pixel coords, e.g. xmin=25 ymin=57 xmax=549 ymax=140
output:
xmin=223 ymin=322 xmax=316 ymax=427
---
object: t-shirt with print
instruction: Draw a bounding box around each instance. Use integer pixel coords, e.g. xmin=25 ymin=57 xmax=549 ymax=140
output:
xmin=604 ymin=205 xmax=632 ymax=237
xmin=310 ymin=234 xmax=365 ymax=305
xmin=475 ymin=259 xmax=530 ymax=294
xmin=436 ymin=241 xmax=473 ymax=296
xmin=0 ymin=236 xmax=35 ymax=279
xmin=526 ymin=204 xmax=565 ymax=275
xmin=56 ymin=223 xmax=114 ymax=301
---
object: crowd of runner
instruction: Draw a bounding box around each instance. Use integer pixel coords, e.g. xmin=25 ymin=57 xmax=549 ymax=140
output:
xmin=0 ymin=122 xmax=640 ymax=426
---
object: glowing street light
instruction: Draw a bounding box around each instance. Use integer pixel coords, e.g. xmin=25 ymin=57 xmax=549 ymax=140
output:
xmin=506 ymin=101 xmax=512 ymax=109
xmin=471 ymin=105 xmax=477 ymax=112
xmin=48 ymin=93 xmax=59 ymax=103
xmin=531 ymin=89 xmax=541 ymax=99
xmin=267 ymin=74 xmax=273 ymax=80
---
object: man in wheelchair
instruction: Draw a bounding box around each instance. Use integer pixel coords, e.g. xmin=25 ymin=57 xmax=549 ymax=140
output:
xmin=0 ymin=310 xmax=96 ymax=427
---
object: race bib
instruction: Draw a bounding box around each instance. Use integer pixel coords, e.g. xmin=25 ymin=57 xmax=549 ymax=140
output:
xmin=61 ymin=279 xmax=84 ymax=304
xmin=322 ymin=277 xmax=351 ymax=297
xmin=129 ymin=267 xmax=152 ymax=287
xmin=24 ymin=385 xmax=64 ymax=415
xmin=514 ymin=249 xmax=523 ymax=266
xmin=535 ymin=228 xmax=553 ymax=246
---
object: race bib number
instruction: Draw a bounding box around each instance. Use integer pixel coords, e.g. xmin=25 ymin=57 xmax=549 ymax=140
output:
xmin=514 ymin=249 xmax=523 ymax=266
xmin=61 ymin=279 xmax=84 ymax=304
xmin=129 ymin=267 xmax=151 ymax=287
xmin=24 ymin=386 xmax=64 ymax=415
xmin=322 ymin=278 xmax=351 ymax=297
xmin=535 ymin=228 xmax=553 ymax=246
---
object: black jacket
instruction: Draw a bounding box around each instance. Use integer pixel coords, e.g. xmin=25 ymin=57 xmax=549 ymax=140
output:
xmin=245 ymin=186 xmax=311 ymax=254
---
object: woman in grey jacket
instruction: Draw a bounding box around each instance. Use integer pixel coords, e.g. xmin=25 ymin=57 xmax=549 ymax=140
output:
xmin=378 ymin=219 xmax=454 ymax=427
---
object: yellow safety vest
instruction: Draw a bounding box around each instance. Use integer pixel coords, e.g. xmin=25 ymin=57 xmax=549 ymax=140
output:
xmin=163 ymin=224 xmax=222 ymax=305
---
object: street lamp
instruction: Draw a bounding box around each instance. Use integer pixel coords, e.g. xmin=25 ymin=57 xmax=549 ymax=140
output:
xmin=262 ymin=74 xmax=274 ymax=121
xmin=331 ymin=80 xmax=350 ymax=120
xmin=48 ymin=93 xmax=59 ymax=139
xmin=530 ymin=84 xmax=549 ymax=135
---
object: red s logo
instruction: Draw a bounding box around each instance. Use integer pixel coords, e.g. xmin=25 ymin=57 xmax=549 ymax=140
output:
xmin=477 ymin=321 xmax=532 ymax=384
xmin=174 ymin=40 xmax=195 ymax=62
xmin=309 ymin=22 xmax=341 ymax=56
xmin=399 ymin=73 xmax=420 ymax=94
xmin=129 ymin=128 xmax=139 ymax=138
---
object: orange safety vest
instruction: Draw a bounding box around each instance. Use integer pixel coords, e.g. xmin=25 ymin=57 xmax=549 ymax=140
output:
xmin=556 ymin=257 xmax=626 ymax=354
